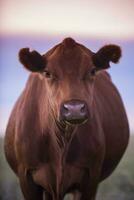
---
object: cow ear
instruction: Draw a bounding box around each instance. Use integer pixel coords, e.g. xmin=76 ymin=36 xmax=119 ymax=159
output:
xmin=93 ymin=45 xmax=121 ymax=70
xmin=19 ymin=48 xmax=45 ymax=72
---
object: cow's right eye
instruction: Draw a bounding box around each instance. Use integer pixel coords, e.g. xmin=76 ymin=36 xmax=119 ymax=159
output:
xmin=43 ymin=71 xmax=53 ymax=79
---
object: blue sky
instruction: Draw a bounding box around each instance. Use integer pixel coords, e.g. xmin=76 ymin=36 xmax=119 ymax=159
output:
xmin=0 ymin=35 xmax=134 ymax=135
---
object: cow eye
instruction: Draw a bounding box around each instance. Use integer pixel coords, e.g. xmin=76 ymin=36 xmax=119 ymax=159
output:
xmin=89 ymin=68 xmax=96 ymax=76
xmin=83 ymin=68 xmax=96 ymax=80
xmin=43 ymin=71 xmax=53 ymax=79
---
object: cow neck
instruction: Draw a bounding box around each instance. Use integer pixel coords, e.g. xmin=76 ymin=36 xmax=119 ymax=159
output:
xmin=53 ymin=121 xmax=77 ymax=150
xmin=55 ymin=122 xmax=78 ymax=192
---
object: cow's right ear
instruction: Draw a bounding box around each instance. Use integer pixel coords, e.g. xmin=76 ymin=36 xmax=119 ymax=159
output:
xmin=19 ymin=48 xmax=45 ymax=72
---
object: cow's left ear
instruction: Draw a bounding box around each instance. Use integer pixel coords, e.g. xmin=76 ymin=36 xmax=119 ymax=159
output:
xmin=19 ymin=48 xmax=46 ymax=72
xmin=92 ymin=45 xmax=121 ymax=70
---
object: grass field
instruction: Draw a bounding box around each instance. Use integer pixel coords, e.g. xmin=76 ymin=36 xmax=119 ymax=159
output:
xmin=0 ymin=135 xmax=134 ymax=200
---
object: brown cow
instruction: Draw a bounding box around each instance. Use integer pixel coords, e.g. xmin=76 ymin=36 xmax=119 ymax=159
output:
xmin=4 ymin=38 xmax=129 ymax=200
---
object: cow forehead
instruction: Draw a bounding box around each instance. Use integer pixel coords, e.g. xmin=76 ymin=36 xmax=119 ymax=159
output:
xmin=45 ymin=38 xmax=93 ymax=72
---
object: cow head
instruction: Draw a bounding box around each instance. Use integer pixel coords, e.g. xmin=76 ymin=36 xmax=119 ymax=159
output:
xmin=19 ymin=38 xmax=121 ymax=126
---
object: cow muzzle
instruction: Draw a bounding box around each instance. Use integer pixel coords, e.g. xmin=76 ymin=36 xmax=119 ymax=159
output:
xmin=60 ymin=99 xmax=89 ymax=125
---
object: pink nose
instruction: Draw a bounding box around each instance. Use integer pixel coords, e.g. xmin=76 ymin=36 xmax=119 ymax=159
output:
xmin=60 ymin=99 xmax=89 ymax=124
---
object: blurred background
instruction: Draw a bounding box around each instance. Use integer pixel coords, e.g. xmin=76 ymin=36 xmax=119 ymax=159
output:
xmin=0 ymin=0 xmax=134 ymax=199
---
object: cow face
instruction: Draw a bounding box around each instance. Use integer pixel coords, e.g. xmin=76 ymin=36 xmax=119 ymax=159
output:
xmin=19 ymin=38 xmax=121 ymax=125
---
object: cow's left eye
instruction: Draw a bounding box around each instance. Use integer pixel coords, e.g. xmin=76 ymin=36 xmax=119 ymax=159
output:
xmin=89 ymin=68 xmax=96 ymax=76
xmin=83 ymin=67 xmax=97 ymax=81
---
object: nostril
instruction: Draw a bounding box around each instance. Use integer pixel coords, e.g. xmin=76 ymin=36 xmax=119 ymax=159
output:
xmin=80 ymin=103 xmax=85 ymax=110
xmin=63 ymin=104 xmax=71 ymax=116
xmin=79 ymin=103 xmax=86 ymax=113
xmin=63 ymin=104 xmax=69 ymax=110
xmin=63 ymin=104 xmax=69 ymax=113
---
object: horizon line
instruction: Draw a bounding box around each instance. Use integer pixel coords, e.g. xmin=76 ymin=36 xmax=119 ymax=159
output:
xmin=0 ymin=32 xmax=134 ymax=42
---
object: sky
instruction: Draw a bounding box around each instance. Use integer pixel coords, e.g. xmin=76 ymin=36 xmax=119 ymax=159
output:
xmin=0 ymin=0 xmax=134 ymax=135
xmin=1 ymin=0 xmax=134 ymax=39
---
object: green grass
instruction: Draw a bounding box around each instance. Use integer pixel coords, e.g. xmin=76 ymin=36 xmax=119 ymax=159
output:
xmin=97 ymin=135 xmax=134 ymax=200
xmin=0 ymin=135 xmax=134 ymax=200
xmin=0 ymin=137 xmax=23 ymax=200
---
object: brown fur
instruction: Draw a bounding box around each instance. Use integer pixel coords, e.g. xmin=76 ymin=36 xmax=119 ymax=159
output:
xmin=93 ymin=44 xmax=121 ymax=69
xmin=19 ymin=48 xmax=45 ymax=72
xmin=4 ymin=38 xmax=129 ymax=200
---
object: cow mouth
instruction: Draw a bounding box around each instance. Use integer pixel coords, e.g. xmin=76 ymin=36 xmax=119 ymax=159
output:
xmin=64 ymin=118 xmax=88 ymax=125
